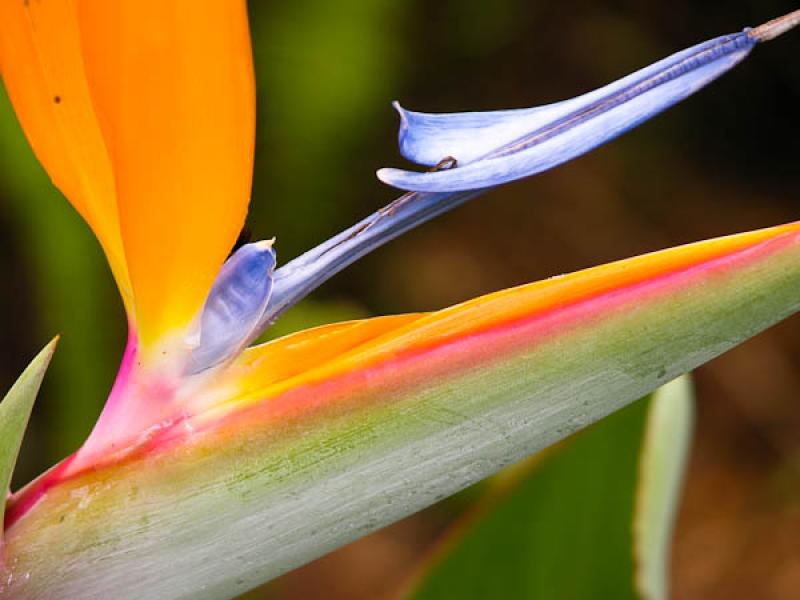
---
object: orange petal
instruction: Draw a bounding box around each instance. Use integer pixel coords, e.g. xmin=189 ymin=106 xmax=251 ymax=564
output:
xmin=77 ymin=0 xmax=256 ymax=348
xmin=0 ymin=0 xmax=131 ymax=304
xmin=232 ymin=313 xmax=426 ymax=390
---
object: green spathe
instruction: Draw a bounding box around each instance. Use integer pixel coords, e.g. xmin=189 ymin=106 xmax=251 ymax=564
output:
xmin=3 ymin=231 xmax=799 ymax=599
xmin=403 ymin=377 xmax=693 ymax=600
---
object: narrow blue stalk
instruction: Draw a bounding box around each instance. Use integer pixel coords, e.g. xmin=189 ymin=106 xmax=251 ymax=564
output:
xmin=261 ymin=188 xmax=483 ymax=327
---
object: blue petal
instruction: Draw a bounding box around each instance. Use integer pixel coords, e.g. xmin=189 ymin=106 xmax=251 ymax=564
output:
xmin=395 ymin=101 xmax=572 ymax=167
xmin=379 ymin=31 xmax=757 ymax=193
xmin=186 ymin=241 xmax=276 ymax=373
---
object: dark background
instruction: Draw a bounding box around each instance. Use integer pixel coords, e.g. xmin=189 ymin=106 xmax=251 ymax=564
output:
xmin=1 ymin=1 xmax=798 ymax=598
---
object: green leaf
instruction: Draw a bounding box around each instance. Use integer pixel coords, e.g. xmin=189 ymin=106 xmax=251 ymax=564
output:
xmin=634 ymin=376 xmax=694 ymax=600
xmin=402 ymin=377 xmax=693 ymax=600
xmin=0 ymin=338 xmax=57 ymax=530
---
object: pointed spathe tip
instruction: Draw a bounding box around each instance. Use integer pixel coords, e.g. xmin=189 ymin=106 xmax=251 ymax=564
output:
xmin=749 ymin=9 xmax=800 ymax=42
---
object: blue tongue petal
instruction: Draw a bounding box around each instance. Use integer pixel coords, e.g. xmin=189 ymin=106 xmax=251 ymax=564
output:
xmin=186 ymin=241 xmax=276 ymax=373
xmin=379 ymin=31 xmax=757 ymax=193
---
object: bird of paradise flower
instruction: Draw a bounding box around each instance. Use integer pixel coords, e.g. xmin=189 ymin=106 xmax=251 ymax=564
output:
xmin=0 ymin=2 xmax=798 ymax=598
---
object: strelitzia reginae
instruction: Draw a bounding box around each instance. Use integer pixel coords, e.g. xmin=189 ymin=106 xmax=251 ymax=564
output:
xmin=0 ymin=3 xmax=798 ymax=598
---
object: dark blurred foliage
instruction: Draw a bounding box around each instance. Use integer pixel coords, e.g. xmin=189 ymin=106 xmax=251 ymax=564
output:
xmin=1 ymin=1 xmax=799 ymax=598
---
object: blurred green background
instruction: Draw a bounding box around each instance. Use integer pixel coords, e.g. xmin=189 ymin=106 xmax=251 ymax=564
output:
xmin=1 ymin=1 xmax=799 ymax=598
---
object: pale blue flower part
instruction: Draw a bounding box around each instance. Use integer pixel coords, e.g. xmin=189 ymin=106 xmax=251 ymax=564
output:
xmin=377 ymin=31 xmax=758 ymax=193
xmin=186 ymin=241 xmax=276 ymax=373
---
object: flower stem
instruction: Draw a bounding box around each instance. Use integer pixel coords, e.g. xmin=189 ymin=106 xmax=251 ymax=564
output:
xmin=749 ymin=10 xmax=800 ymax=42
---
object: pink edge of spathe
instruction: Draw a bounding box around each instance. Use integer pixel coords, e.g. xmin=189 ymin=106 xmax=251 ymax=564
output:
xmin=91 ymin=326 xmax=139 ymax=431
xmin=5 ymin=229 xmax=799 ymax=530
xmin=70 ymin=326 xmax=141 ymax=465
xmin=66 ymin=325 xmax=191 ymax=476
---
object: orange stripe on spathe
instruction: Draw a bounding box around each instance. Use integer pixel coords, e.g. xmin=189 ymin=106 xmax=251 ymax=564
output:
xmin=194 ymin=223 xmax=800 ymax=441
xmin=223 ymin=221 xmax=800 ymax=410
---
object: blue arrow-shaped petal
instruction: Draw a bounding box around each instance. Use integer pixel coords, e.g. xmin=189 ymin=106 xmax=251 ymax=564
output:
xmin=378 ymin=30 xmax=758 ymax=192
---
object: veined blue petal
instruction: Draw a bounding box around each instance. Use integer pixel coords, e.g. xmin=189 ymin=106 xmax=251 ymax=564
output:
xmin=395 ymin=101 xmax=571 ymax=167
xmin=379 ymin=31 xmax=757 ymax=192
xmin=186 ymin=241 xmax=276 ymax=373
